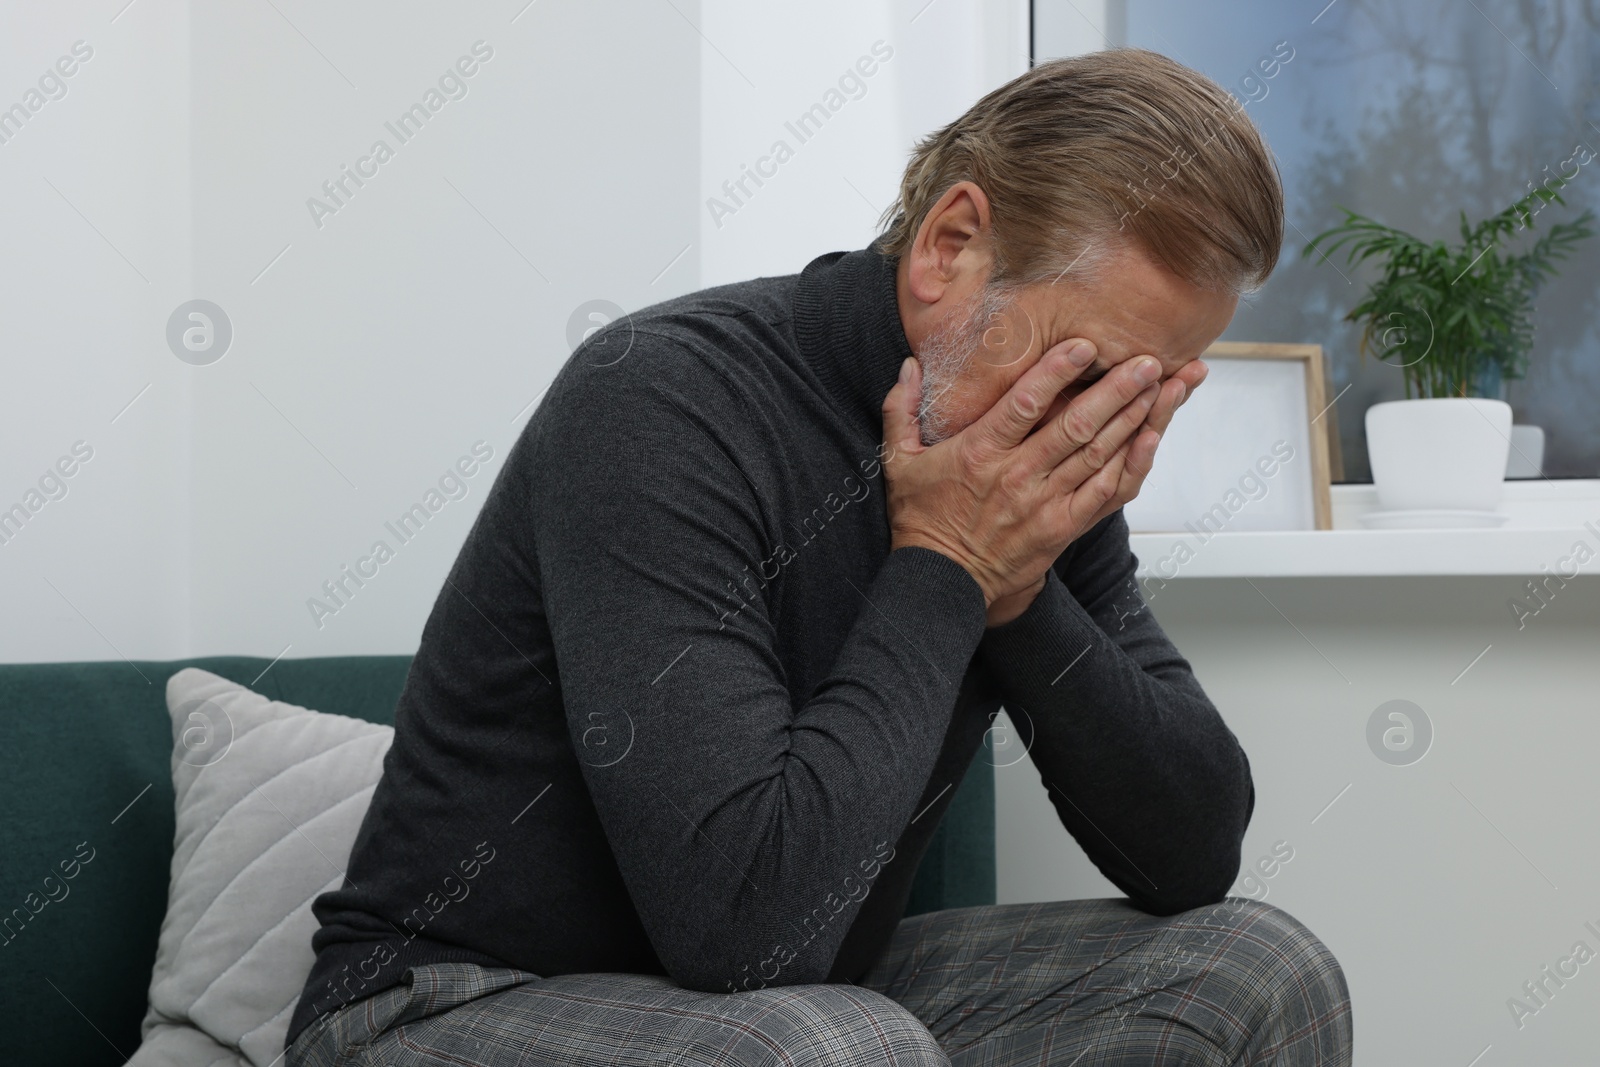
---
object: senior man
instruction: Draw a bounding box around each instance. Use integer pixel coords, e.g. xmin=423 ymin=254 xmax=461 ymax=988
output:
xmin=286 ymin=48 xmax=1352 ymax=1067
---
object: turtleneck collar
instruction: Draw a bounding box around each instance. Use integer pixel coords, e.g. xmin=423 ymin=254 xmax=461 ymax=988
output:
xmin=792 ymin=244 xmax=914 ymax=437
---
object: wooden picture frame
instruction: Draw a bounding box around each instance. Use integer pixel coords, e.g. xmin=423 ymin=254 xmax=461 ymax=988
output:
xmin=1122 ymin=342 xmax=1336 ymax=533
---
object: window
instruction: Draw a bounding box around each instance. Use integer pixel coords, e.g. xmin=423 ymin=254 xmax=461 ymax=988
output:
xmin=1036 ymin=0 xmax=1600 ymax=479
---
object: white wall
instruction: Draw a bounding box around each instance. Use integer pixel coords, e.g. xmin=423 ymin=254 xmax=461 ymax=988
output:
xmin=3 ymin=0 xmax=703 ymax=663
xmin=1031 ymin=0 xmax=1118 ymax=58
xmin=698 ymin=0 xmax=1027 ymax=284
xmin=0 ymin=1 xmax=194 ymax=662
xmin=2 ymin=0 xmax=1023 ymax=664
xmin=182 ymin=0 xmax=704 ymax=657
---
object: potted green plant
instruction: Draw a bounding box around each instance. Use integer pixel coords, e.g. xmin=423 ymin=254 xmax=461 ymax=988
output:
xmin=1308 ymin=181 xmax=1594 ymax=521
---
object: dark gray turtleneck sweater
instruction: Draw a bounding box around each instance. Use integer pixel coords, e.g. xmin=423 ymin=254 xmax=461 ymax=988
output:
xmin=287 ymin=245 xmax=1254 ymax=1047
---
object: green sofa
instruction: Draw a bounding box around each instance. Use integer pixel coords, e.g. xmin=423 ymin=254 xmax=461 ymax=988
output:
xmin=0 ymin=656 xmax=995 ymax=1066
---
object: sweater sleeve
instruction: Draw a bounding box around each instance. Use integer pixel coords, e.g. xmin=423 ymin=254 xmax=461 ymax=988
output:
xmin=977 ymin=508 xmax=1254 ymax=914
xmin=527 ymin=345 xmax=988 ymax=993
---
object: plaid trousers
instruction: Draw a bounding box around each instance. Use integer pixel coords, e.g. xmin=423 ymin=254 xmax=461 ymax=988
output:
xmin=285 ymin=897 xmax=1352 ymax=1066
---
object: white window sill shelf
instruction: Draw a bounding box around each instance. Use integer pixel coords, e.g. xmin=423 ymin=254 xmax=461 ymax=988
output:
xmin=1129 ymin=480 xmax=1600 ymax=578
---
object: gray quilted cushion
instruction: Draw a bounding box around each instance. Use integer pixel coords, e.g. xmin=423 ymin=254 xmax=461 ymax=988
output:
xmin=129 ymin=668 xmax=392 ymax=1066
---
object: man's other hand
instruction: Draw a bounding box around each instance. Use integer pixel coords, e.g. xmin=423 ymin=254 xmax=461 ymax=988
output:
xmin=881 ymin=338 xmax=1195 ymax=626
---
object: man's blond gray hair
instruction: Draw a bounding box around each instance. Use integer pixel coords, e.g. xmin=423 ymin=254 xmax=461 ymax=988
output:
xmin=877 ymin=48 xmax=1284 ymax=295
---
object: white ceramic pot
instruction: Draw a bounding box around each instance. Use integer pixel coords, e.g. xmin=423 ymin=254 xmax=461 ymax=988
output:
xmin=1365 ymin=398 xmax=1513 ymax=512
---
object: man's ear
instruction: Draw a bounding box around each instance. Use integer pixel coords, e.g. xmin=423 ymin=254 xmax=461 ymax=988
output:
xmin=905 ymin=181 xmax=993 ymax=306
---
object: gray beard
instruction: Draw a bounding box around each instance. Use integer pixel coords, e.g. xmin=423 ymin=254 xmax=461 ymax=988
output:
xmin=915 ymin=285 xmax=1017 ymax=446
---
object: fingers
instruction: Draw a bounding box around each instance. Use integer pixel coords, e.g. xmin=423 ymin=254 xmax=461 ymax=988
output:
xmin=1049 ymin=381 xmax=1158 ymax=491
xmin=881 ymin=357 xmax=925 ymax=460
xmin=1109 ymin=426 xmax=1161 ymax=510
xmin=1072 ymin=422 xmax=1158 ymax=532
xmin=1023 ymin=354 xmax=1163 ymax=475
xmin=1055 ymin=401 xmax=1171 ymax=534
xmin=1058 ymin=437 xmax=1134 ymax=537
xmin=1141 ymin=377 xmax=1187 ymax=439
xmin=1083 ymin=423 xmax=1165 ymax=532
xmin=1132 ymin=356 xmax=1203 ymax=442
xmin=1125 ymin=356 xmax=1203 ymax=455
xmin=967 ymin=338 xmax=1098 ymax=454
xmin=1176 ymin=358 xmax=1208 ymax=396
xmin=1122 ymin=425 xmax=1162 ymax=484
xmin=1166 ymin=358 xmax=1205 ymax=413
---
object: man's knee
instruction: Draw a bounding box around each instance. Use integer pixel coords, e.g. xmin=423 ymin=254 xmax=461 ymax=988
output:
xmin=1211 ymin=899 xmax=1352 ymax=1061
xmin=1225 ymin=899 xmax=1346 ymax=989
xmin=740 ymin=984 xmax=948 ymax=1067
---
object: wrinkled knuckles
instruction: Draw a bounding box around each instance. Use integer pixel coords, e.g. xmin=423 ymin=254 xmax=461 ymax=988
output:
xmin=1079 ymin=435 xmax=1117 ymax=472
xmin=1061 ymin=407 xmax=1099 ymax=451
xmin=996 ymin=463 xmax=1032 ymax=499
xmin=1012 ymin=389 xmax=1043 ymax=423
